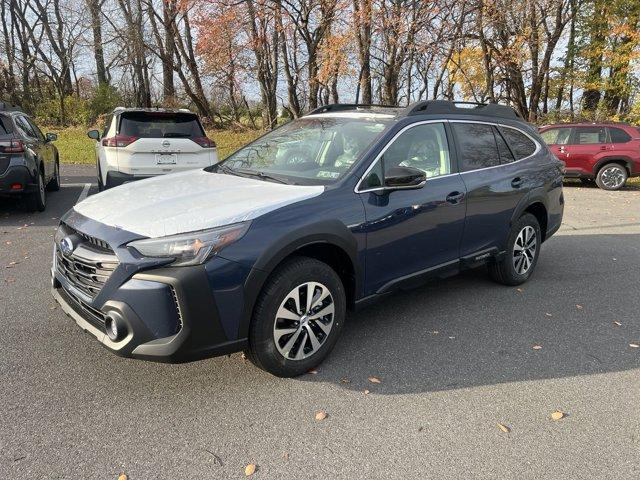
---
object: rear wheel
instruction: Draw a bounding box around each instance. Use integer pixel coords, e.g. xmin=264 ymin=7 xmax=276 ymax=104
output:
xmin=488 ymin=213 xmax=541 ymax=286
xmin=25 ymin=168 xmax=46 ymax=212
xmin=245 ymin=256 xmax=346 ymax=377
xmin=596 ymin=163 xmax=627 ymax=190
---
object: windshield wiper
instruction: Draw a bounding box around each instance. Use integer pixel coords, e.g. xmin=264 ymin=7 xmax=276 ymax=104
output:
xmin=235 ymin=169 xmax=292 ymax=185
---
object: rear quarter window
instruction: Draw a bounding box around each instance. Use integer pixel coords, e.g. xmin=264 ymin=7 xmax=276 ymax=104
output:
xmin=500 ymin=127 xmax=537 ymax=159
xmin=119 ymin=112 xmax=205 ymax=139
xmin=0 ymin=115 xmax=13 ymax=137
xmin=609 ymin=127 xmax=631 ymax=143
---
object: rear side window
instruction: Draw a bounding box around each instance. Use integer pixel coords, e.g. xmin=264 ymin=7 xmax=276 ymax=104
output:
xmin=573 ymin=126 xmax=607 ymax=144
xmin=609 ymin=127 xmax=631 ymax=143
xmin=493 ymin=127 xmax=515 ymax=164
xmin=540 ymin=127 xmax=571 ymax=145
xmin=119 ymin=112 xmax=205 ymax=139
xmin=501 ymin=127 xmax=537 ymax=159
xmin=453 ymin=123 xmax=500 ymax=171
xmin=0 ymin=115 xmax=12 ymax=137
xmin=14 ymin=115 xmax=36 ymax=138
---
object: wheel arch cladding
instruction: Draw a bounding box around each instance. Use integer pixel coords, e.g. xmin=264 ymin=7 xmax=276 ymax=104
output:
xmin=593 ymin=157 xmax=632 ymax=175
xmin=238 ymin=221 xmax=360 ymax=340
xmin=523 ymin=202 xmax=548 ymax=242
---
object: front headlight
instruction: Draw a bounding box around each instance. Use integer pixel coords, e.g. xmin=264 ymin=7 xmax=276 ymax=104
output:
xmin=127 ymin=222 xmax=250 ymax=266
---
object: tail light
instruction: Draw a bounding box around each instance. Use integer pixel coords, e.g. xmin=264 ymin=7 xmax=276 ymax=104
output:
xmin=102 ymin=134 xmax=138 ymax=148
xmin=0 ymin=139 xmax=25 ymax=153
xmin=191 ymin=136 xmax=216 ymax=148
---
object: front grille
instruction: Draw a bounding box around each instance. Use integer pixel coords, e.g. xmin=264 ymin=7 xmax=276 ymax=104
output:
xmin=76 ymin=230 xmax=112 ymax=252
xmin=57 ymin=285 xmax=106 ymax=330
xmin=56 ymin=243 xmax=119 ymax=298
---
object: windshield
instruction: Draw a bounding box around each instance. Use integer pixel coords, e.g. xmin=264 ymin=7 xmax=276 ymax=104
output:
xmin=119 ymin=112 xmax=205 ymax=138
xmin=215 ymin=116 xmax=392 ymax=185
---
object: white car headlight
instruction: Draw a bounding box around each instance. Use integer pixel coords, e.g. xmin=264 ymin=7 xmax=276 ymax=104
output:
xmin=127 ymin=222 xmax=250 ymax=266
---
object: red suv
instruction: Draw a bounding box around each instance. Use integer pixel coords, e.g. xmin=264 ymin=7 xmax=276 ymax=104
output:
xmin=539 ymin=123 xmax=640 ymax=190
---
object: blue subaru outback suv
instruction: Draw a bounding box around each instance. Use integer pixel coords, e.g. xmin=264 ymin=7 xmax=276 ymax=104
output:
xmin=51 ymin=101 xmax=564 ymax=377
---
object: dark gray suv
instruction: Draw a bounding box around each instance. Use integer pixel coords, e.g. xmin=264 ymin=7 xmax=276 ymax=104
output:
xmin=0 ymin=103 xmax=60 ymax=211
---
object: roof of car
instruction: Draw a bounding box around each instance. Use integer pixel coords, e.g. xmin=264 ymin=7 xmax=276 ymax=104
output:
xmin=540 ymin=122 xmax=633 ymax=128
xmin=113 ymin=107 xmax=194 ymax=114
xmin=305 ymin=100 xmax=523 ymax=122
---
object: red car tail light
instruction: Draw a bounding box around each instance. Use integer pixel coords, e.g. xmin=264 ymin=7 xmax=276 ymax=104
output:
xmin=0 ymin=139 xmax=25 ymax=153
xmin=191 ymin=136 xmax=216 ymax=148
xmin=102 ymin=134 xmax=138 ymax=148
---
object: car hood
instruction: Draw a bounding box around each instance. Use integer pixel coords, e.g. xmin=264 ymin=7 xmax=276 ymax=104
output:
xmin=74 ymin=169 xmax=324 ymax=238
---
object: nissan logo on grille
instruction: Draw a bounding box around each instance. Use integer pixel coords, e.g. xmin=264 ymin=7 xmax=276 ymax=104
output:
xmin=162 ymin=139 xmax=171 ymax=148
xmin=59 ymin=237 xmax=74 ymax=256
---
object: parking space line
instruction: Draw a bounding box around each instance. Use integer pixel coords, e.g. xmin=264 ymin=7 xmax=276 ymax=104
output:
xmin=76 ymin=183 xmax=91 ymax=204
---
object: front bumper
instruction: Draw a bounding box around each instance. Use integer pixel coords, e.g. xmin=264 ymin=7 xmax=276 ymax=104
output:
xmin=52 ymin=254 xmax=248 ymax=363
xmin=0 ymin=164 xmax=38 ymax=195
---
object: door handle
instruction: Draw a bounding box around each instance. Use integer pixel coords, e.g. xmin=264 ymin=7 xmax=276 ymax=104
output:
xmin=446 ymin=191 xmax=465 ymax=204
xmin=600 ymin=145 xmax=607 ymax=151
xmin=511 ymin=177 xmax=523 ymax=188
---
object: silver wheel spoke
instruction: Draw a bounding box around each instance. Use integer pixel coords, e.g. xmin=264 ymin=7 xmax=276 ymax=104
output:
xmin=273 ymin=281 xmax=335 ymax=361
xmin=513 ymin=226 xmax=536 ymax=275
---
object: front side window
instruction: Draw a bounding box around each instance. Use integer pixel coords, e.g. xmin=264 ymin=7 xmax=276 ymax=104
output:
xmin=608 ymin=127 xmax=631 ymax=143
xmin=360 ymin=122 xmax=450 ymax=190
xmin=500 ymin=127 xmax=537 ymax=159
xmin=219 ymin=116 xmax=391 ymax=185
xmin=25 ymin=117 xmax=45 ymax=141
xmin=540 ymin=127 xmax=572 ymax=145
xmin=453 ymin=122 xmax=500 ymax=171
xmin=14 ymin=115 xmax=36 ymax=139
xmin=574 ymin=127 xmax=607 ymax=144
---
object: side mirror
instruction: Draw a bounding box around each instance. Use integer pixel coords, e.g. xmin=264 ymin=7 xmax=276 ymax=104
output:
xmin=384 ymin=166 xmax=427 ymax=189
xmin=87 ymin=130 xmax=100 ymax=141
xmin=45 ymin=132 xmax=57 ymax=142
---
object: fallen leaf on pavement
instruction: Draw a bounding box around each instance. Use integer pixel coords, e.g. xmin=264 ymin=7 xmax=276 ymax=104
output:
xmin=551 ymin=410 xmax=565 ymax=421
xmin=497 ymin=423 xmax=511 ymax=433
xmin=516 ymin=288 xmax=524 ymax=293
xmin=245 ymin=463 xmax=256 ymax=476
xmin=363 ymin=389 xmax=370 ymax=395
xmin=368 ymin=376 xmax=381 ymax=384
xmin=576 ymin=304 xmax=583 ymax=310
xmin=282 ymin=452 xmax=289 ymax=460
xmin=307 ymin=369 xmax=318 ymax=375
xmin=613 ymin=321 xmax=621 ymax=327
xmin=117 ymin=474 xmax=128 ymax=480
xmin=339 ymin=377 xmax=350 ymax=384
xmin=314 ymin=410 xmax=328 ymax=421
xmin=630 ymin=343 xmax=639 ymax=348
xmin=545 ymin=313 xmax=553 ymax=317
xmin=532 ymin=345 xmax=543 ymax=350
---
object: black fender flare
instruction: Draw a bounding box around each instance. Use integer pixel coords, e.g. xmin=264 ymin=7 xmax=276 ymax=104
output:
xmin=593 ymin=156 xmax=634 ymax=175
xmin=237 ymin=219 xmax=360 ymax=340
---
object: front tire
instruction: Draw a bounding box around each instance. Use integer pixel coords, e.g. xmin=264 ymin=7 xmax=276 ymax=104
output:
xmin=488 ymin=213 xmax=541 ymax=286
xmin=596 ymin=163 xmax=627 ymax=190
xmin=246 ymin=256 xmax=346 ymax=377
xmin=47 ymin=159 xmax=60 ymax=191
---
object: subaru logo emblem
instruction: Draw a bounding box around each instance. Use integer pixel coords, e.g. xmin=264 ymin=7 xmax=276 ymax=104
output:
xmin=162 ymin=139 xmax=170 ymax=148
xmin=59 ymin=237 xmax=74 ymax=256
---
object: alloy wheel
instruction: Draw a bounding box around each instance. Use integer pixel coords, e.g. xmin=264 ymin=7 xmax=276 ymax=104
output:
xmin=600 ymin=166 xmax=625 ymax=189
xmin=273 ymin=282 xmax=335 ymax=361
xmin=513 ymin=225 xmax=537 ymax=275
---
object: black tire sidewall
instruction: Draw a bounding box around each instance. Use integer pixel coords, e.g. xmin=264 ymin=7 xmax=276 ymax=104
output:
xmin=248 ymin=257 xmax=346 ymax=377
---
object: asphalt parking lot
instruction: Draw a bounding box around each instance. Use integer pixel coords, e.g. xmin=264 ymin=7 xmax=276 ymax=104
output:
xmin=1 ymin=165 xmax=639 ymax=479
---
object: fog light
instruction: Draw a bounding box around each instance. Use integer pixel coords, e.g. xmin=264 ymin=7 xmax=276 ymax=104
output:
xmin=105 ymin=313 xmax=126 ymax=341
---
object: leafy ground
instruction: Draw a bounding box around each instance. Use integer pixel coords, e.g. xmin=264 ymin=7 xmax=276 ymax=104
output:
xmin=51 ymin=127 xmax=262 ymax=164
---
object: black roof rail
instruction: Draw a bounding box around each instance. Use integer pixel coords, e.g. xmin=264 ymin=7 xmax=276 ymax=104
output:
xmin=305 ymin=103 xmax=398 ymax=116
xmin=405 ymin=100 xmax=522 ymax=120
xmin=0 ymin=101 xmax=22 ymax=112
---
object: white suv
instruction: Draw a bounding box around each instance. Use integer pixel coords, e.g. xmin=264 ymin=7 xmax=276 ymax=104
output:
xmin=88 ymin=108 xmax=218 ymax=190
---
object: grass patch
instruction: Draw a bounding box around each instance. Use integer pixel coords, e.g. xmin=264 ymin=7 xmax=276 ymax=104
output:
xmin=53 ymin=127 xmax=263 ymax=164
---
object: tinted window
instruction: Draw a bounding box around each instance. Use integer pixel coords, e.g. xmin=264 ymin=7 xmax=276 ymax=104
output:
xmin=494 ymin=127 xmax=515 ymax=164
xmin=102 ymin=115 xmax=113 ymax=137
xmin=0 ymin=115 xmax=12 ymax=137
xmin=25 ymin=117 xmax=45 ymax=141
xmin=119 ymin=112 xmax=205 ymax=139
xmin=540 ymin=127 xmax=571 ymax=145
xmin=14 ymin=115 xmax=36 ymax=138
xmin=609 ymin=127 xmax=631 ymax=143
xmin=453 ymin=123 xmax=500 ymax=171
xmin=501 ymin=127 xmax=537 ymax=159
xmin=574 ymin=126 xmax=607 ymax=144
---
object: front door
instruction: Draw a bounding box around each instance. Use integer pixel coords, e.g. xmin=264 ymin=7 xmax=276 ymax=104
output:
xmin=357 ymin=121 xmax=467 ymax=295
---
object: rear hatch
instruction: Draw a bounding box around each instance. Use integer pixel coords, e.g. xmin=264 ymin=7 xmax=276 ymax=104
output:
xmin=108 ymin=111 xmax=218 ymax=176
xmin=0 ymin=115 xmax=19 ymax=175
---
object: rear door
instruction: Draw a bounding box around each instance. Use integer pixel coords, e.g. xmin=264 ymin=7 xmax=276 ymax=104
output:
xmin=115 ymin=111 xmax=217 ymax=176
xmin=453 ymin=121 xmax=534 ymax=257
xmin=25 ymin=116 xmax=55 ymax=178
